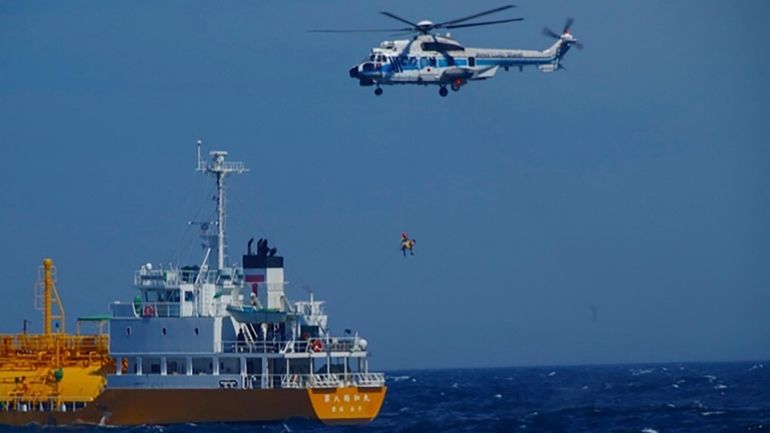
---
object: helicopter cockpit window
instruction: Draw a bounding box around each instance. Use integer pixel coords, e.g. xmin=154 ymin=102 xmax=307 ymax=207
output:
xmin=369 ymin=55 xmax=375 ymax=61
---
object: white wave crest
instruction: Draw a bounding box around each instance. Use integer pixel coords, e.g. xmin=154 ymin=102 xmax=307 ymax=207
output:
xmin=389 ymin=375 xmax=411 ymax=382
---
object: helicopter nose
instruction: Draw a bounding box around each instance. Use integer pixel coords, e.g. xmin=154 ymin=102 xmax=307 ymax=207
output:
xmin=359 ymin=62 xmax=380 ymax=78
xmin=349 ymin=66 xmax=360 ymax=79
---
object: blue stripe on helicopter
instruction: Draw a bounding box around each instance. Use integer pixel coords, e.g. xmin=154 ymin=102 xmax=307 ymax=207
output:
xmin=380 ymin=57 xmax=556 ymax=73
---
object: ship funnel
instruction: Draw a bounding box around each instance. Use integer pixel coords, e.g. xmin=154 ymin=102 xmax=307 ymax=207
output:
xmin=243 ymin=238 xmax=285 ymax=310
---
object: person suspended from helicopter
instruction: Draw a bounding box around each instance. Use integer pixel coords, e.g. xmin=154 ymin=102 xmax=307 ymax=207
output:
xmin=400 ymin=232 xmax=415 ymax=256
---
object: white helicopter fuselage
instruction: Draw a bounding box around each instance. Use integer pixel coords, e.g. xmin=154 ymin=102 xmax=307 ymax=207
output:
xmin=349 ymin=34 xmax=574 ymax=91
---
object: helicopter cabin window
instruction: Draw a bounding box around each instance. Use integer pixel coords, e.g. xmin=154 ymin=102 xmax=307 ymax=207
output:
xmin=419 ymin=57 xmax=428 ymax=68
xmin=429 ymin=57 xmax=437 ymax=67
xmin=421 ymin=42 xmax=465 ymax=52
xmin=469 ymin=57 xmax=476 ymax=67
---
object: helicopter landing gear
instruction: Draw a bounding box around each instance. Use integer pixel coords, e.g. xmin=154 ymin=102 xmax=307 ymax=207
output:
xmin=439 ymin=86 xmax=448 ymax=97
xmin=374 ymin=87 xmax=383 ymax=96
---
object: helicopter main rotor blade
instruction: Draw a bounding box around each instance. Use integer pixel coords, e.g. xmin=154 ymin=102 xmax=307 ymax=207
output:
xmin=434 ymin=4 xmax=516 ymax=28
xmin=563 ymin=17 xmax=574 ymax=33
xmin=389 ymin=30 xmax=418 ymax=38
xmin=543 ymin=27 xmax=561 ymax=39
xmin=379 ymin=11 xmax=420 ymax=29
xmin=308 ymin=27 xmax=412 ymax=33
xmin=444 ymin=17 xmax=524 ymax=30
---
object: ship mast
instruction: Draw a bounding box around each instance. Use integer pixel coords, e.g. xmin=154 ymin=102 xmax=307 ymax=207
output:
xmin=196 ymin=140 xmax=248 ymax=270
xmin=35 ymin=258 xmax=65 ymax=335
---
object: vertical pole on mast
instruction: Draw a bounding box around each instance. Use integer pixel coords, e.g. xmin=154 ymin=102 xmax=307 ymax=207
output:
xmin=216 ymin=167 xmax=225 ymax=270
xmin=196 ymin=140 xmax=248 ymax=270
xmin=43 ymin=258 xmax=53 ymax=336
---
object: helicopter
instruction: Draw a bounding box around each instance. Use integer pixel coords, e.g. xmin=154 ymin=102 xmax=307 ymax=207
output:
xmin=311 ymin=5 xmax=582 ymax=97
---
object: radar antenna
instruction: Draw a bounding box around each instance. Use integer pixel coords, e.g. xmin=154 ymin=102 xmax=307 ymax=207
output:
xmin=196 ymin=140 xmax=249 ymax=270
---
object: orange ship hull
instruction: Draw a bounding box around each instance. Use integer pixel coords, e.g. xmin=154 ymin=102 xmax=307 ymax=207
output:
xmin=0 ymin=386 xmax=386 ymax=426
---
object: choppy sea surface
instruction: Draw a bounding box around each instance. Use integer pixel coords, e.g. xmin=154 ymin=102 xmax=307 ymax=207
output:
xmin=4 ymin=362 xmax=768 ymax=433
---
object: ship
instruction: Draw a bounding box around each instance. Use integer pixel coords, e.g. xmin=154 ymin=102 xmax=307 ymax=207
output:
xmin=0 ymin=143 xmax=386 ymax=426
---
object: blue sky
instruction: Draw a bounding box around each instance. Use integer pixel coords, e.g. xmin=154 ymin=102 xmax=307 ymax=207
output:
xmin=1 ymin=0 xmax=768 ymax=370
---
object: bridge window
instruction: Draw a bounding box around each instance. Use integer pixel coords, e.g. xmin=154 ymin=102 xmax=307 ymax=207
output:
xmin=142 ymin=357 xmax=162 ymax=375
xmin=192 ymin=357 xmax=213 ymax=374
xmin=220 ymin=357 xmax=241 ymax=374
xmin=166 ymin=357 xmax=186 ymax=375
xmin=246 ymin=358 xmax=262 ymax=374
xmin=127 ymin=357 xmax=140 ymax=374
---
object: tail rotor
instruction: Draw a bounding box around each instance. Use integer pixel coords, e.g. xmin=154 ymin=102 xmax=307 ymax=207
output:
xmin=543 ymin=17 xmax=583 ymax=50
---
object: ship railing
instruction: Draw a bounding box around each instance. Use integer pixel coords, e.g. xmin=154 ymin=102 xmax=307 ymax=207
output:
xmin=222 ymin=337 xmax=367 ymax=354
xmin=280 ymin=373 xmax=306 ymax=389
xmin=111 ymin=301 xmax=182 ymax=318
xmin=223 ymin=340 xmax=294 ymax=354
xmin=351 ymin=372 xmax=386 ymax=387
xmin=0 ymin=333 xmax=109 ymax=359
xmin=277 ymin=373 xmax=385 ymax=389
xmin=200 ymin=159 xmax=246 ymax=173
xmin=0 ymin=396 xmax=93 ymax=413
xmin=134 ymin=269 xmax=222 ymax=287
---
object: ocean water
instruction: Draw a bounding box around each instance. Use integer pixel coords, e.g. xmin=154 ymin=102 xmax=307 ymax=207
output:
xmin=3 ymin=362 xmax=768 ymax=433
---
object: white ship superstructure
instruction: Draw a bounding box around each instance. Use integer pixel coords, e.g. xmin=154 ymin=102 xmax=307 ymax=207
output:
xmin=96 ymin=143 xmax=385 ymax=424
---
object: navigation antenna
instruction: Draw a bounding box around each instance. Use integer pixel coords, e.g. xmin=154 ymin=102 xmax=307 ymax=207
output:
xmin=196 ymin=140 xmax=249 ymax=270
